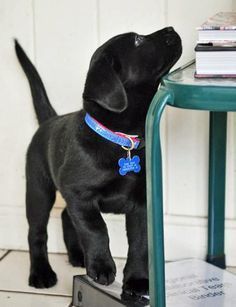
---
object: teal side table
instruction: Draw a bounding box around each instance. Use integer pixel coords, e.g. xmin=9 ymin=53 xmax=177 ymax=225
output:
xmin=145 ymin=61 xmax=236 ymax=307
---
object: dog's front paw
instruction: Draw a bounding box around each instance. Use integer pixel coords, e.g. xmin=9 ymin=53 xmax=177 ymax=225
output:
xmin=29 ymin=263 xmax=57 ymax=288
xmin=87 ymin=258 xmax=116 ymax=285
xmin=122 ymin=278 xmax=149 ymax=297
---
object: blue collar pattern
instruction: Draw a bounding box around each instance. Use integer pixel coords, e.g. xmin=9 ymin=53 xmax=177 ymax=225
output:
xmin=85 ymin=113 xmax=140 ymax=149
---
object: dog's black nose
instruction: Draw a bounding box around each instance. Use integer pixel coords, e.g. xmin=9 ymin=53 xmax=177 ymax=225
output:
xmin=165 ymin=26 xmax=174 ymax=32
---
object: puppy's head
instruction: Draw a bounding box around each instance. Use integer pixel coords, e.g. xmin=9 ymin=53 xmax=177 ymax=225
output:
xmin=83 ymin=27 xmax=182 ymax=115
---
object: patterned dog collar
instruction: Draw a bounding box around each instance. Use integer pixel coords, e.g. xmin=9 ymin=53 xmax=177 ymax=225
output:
xmin=85 ymin=113 xmax=140 ymax=149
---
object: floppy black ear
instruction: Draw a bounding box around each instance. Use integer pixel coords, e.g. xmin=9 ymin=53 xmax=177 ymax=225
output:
xmin=83 ymin=56 xmax=128 ymax=113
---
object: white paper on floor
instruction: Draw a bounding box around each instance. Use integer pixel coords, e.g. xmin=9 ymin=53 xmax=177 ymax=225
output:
xmin=86 ymin=259 xmax=236 ymax=307
xmin=166 ymin=259 xmax=236 ymax=307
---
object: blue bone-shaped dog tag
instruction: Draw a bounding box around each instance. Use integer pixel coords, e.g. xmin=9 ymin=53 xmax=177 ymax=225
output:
xmin=118 ymin=155 xmax=141 ymax=176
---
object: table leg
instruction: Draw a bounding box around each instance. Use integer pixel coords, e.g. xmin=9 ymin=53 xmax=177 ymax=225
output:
xmin=207 ymin=111 xmax=227 ymax=269
xmin=146 ymin=88 xmax=174 ymax=307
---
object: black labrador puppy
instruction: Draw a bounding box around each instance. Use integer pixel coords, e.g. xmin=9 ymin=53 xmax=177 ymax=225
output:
xmin=15 ymin=28 xmax=181 ymax=297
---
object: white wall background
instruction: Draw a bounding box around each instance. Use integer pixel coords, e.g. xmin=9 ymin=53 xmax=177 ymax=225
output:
xmin=0 ymin=0 xmax=236 ymax=265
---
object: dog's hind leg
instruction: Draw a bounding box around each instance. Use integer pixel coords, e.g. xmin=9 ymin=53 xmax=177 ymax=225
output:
xmin=61 ymin=208 xmax=85 ymax=267
xmin=26 ymin=161 xmax=57 ymax=288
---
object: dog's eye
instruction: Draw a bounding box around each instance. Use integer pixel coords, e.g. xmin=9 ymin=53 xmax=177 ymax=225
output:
xmin=134 ymin=35 xmax=145 ymax=47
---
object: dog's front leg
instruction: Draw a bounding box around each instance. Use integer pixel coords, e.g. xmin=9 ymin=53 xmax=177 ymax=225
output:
xmin=67 ymin=200 xmax=116 ymax=285
xmin=123 ymin=206 xmax=149 ymax=297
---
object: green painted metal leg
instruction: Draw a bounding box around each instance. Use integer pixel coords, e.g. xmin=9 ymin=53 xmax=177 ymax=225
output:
xmin=207 ymin=112 xmax=227 ymax=269
xmin=146 ymin=87 xmax=174 ymax=307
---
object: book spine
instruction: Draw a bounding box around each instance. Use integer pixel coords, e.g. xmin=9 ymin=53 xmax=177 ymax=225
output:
xmin=197 ymin=26 xmax=236 ymax=30
xmin=194 ymin=72 xmax=236 ymax=78
xmin=195 ymin=43 xmax=236 ymax=52
xmin=197 ymin=40 xmax=236 ymax=46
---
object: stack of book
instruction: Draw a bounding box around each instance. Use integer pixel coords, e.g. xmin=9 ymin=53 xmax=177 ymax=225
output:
xmin=195 ymin=12 xmax=236 ymax=78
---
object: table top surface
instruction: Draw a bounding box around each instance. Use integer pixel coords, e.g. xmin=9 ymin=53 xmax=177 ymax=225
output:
xmin=164 ymin=61 xmax=236 ymax=88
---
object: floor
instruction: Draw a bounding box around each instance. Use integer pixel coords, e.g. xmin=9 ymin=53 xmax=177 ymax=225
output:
xmin=0 ymin=249 xmax=126 ymax=307
xmin=0 ymin=250 xmax=235 ymax=307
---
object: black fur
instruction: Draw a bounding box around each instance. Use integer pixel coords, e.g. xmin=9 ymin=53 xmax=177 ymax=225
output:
xmin=15 ymin=28 xmax=181 ymax=296
xmin=15 ymin=40 xmax=57 ymax=124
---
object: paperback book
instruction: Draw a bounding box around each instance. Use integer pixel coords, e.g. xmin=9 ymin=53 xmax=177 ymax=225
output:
xmin=197 ymin=12 xmax=236 ymax=42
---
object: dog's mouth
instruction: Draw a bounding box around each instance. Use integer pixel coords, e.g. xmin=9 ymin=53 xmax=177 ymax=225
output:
xmin=154 ymin=41 xmax=182 ymax=83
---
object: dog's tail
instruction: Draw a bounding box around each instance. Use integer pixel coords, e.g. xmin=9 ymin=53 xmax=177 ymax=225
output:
xmin=15 ymin=39 xmax=57 ymax=125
